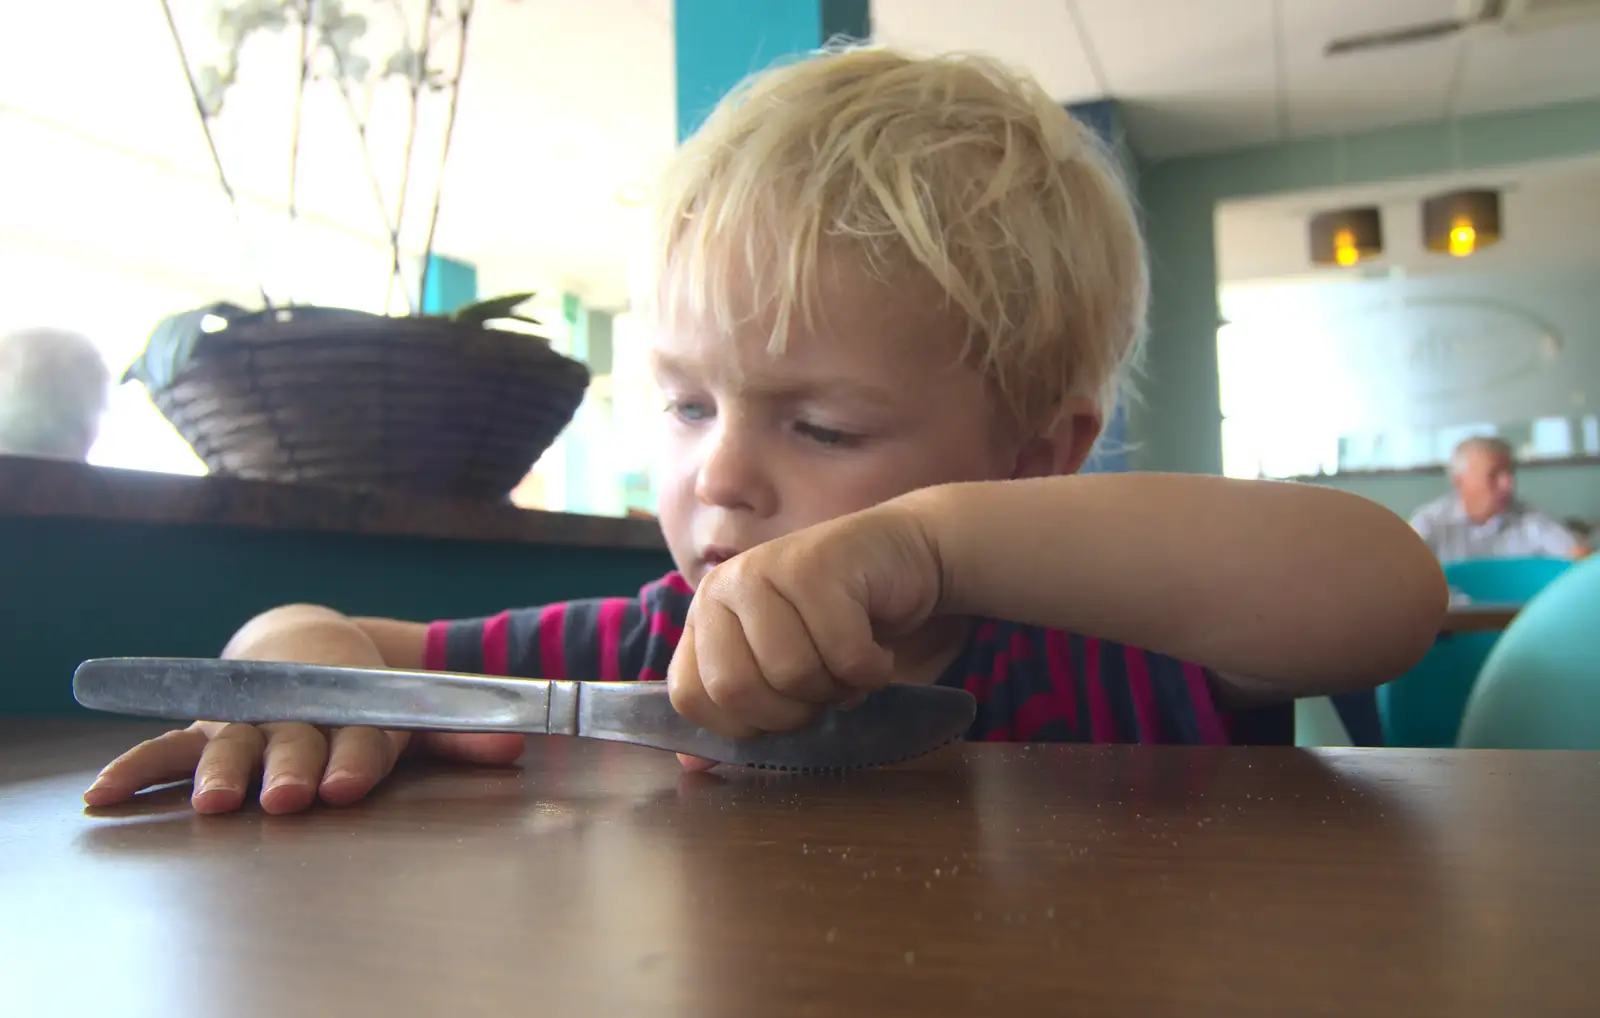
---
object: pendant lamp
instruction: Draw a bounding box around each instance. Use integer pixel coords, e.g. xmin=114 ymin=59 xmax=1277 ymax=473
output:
xmin=1309 ymin=207 xmax=1383 ymax=267
xmin=1423 ymin=188 xmax=1501 ymax=257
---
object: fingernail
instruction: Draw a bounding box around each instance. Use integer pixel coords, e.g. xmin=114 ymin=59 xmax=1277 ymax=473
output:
xmin=194 ymin=778 xmax=232 ymax=796
xmin=322 ymin=769 xmax=356 ymax=785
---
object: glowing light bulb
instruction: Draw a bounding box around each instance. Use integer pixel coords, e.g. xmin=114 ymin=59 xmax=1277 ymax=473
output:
xmin=1448 ymin=220 xmax=1477 ymax=257
xmin=1333 ymin=228 xmax=1360 ymax=267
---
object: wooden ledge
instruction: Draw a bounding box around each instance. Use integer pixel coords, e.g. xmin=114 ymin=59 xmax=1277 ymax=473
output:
xmin=0 ymin=455 xmax=666 ymax=552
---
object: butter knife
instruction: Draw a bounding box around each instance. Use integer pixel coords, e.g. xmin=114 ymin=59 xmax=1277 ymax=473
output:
xmin=72 ymin=658 xmax=976 ymax=771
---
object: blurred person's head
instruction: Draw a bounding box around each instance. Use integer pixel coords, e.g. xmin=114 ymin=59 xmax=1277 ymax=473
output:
xmin=0 ymin=327 xmax=110 ymax=461
xmin=1449 ymin=437 xmax=1516 ymax=524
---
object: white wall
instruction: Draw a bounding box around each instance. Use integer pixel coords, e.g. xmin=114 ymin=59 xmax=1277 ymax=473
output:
xmin=1214 ymin=155 xmax=1600 ymax=480
xmin=1220 ymin=262 xmax=1599 ymax=433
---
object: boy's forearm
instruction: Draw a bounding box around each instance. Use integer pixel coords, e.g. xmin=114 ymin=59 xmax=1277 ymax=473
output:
xmin=906 ymin=474 xmax=1447 ymax=698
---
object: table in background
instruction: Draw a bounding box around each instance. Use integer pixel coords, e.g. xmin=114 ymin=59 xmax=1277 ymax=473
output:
xmin=4 ymin=720 xmax=1597 ymax=1017
xmin=1442 ymin=603 xmax=1522 ymax=634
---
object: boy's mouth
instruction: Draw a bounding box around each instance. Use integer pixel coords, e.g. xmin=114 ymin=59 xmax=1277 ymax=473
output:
xmin=700 ymin=546 xmax=741 ymax=569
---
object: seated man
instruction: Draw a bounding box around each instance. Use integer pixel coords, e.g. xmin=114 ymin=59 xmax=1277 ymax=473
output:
xmin=1410 ymin=436 xmax=1590 ymax=564
xmin=0 ymin=326 xmax=110 ymax=461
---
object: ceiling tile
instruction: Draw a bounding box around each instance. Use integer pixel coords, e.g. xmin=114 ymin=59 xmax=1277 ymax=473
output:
xmin=871 ymin=0 xmax=1102 ymax=101
xmin=1455 ymin=18 xmax=1600 ymax=115
xmin=1281 ymin=0 xmax=1463 ymax=138
xmin=1074 ymin=0 xmax=1276 ymax=94
xmin=1072 ymin=0 xmax=1280 ymax=157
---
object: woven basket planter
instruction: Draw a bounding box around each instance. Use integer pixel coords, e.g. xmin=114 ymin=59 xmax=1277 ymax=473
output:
xmin=147 ymin=313 xmax=589 ymax=502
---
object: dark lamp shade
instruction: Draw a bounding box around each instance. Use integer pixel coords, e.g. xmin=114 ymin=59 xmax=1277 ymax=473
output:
xmin=1309 ymin=207 xmax=1383 ymax=267
xmin=1423 ymin=188 xmax=1501 ymax=257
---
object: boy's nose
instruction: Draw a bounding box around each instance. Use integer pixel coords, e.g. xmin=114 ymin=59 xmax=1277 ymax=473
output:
xmin=694 ymin=424 xmax=777 ymax=517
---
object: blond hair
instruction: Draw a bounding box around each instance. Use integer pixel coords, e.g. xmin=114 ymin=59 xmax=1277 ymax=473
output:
xmin=645 ymin=45 xmax=1148 ymax=429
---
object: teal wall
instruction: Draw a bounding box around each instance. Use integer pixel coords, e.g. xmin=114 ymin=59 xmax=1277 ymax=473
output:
xmin=1067 ymin=99 xmax=1136 ymax=473
xmin=673 ymin=0 xmax=869 ymax=143
xmin=1135 ymin=98 xmax=1600 ymax=475
xmin=420 ymin=254 xmax=478 ymax=315
xmin=2 ymin=517 xmax=673 ymax=716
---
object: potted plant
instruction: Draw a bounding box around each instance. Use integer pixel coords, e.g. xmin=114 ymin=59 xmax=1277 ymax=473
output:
xmin=124 ymin=0 xmax=589 ymax=501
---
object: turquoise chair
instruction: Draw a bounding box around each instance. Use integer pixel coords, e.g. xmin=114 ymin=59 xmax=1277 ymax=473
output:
xmin=1295 ymin=697 xmax=1353 ymax=747
xmin=1439 ymin=557 xmax=1574 ymax=603
xmin=1376 ymin=557 xmax=1572 ymax=748
xmin=1458 ymin=556 xmax=1600 ymax=748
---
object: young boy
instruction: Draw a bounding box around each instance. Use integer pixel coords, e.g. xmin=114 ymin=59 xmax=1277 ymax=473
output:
xmin=86 ymin=47 xmax=1446 ymax=815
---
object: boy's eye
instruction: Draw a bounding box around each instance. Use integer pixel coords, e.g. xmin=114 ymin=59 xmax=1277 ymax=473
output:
xmin=795 ymin=421 xmax=858 ymax=447
xmin=666 ymin=399 xmax=712 ymax=422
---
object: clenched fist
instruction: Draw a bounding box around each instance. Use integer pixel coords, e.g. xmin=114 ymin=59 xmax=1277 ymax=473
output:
xmin=667 ymin=501 xmax=944 ymax=741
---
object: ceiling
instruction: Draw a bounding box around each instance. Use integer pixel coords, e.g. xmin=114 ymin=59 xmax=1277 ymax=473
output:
xmin=875 ymin=0 xmax=1600 ymax=157
xmin=3 ymin=0 xmax=1598 ymax=312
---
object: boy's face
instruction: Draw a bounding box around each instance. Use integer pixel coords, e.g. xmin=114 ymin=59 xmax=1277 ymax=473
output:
xmin=647 ymin=269 xmax=1073 ymax=587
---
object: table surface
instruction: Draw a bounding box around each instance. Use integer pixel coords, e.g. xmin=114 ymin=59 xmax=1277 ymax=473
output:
xmin=5 ymin=720 xmax=1598 ymax=1018
xmin=1441 ymin=602 xmax=1522 ymax=633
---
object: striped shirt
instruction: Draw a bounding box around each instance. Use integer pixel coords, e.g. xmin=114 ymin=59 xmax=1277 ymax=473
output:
xmin=424 ymin=573 xmax=1234 ymax=745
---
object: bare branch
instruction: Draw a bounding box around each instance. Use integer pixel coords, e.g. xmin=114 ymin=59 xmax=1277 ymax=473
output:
xmin=384 ymin=1 xmax=434 ymax=315
xmin=159 ymin=0 xmax=275 ymax=310
xmin=417 ymin=0 xmax=472 ymax=312
xmin=286 ymin=0 xmax=315 ymax=305
xmin=317 ymin=13 xmax=415 ymax=314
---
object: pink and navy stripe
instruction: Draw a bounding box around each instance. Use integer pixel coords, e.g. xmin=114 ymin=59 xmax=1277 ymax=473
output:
xmin=941 ymin=621 xmax=1228 ymax=745
xmin=424 ymin=571 xmax=1230 ymax=746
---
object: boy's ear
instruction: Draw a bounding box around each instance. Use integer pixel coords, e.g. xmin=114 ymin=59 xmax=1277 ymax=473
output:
xmin=1011 ymin=400 xmax=1103 ymax=479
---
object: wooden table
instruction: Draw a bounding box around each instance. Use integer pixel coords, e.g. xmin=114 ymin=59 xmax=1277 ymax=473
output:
xmin=5 ymin=721 xmax=1598 ymax=1017
xmin=1442 ymin=603 xmax=1522 ymax=634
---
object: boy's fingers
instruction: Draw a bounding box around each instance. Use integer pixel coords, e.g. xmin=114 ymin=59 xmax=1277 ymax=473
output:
xmin=732 ymin=586 xmax=843 ymax=705
xmin=191 ymin=722 xmax=268 ymax=814
xmin=794 ymin=588 xmax=894 ymax=693
xmin=84 ymin=726 xmax=210 ymax=807
xmin=318 ymin=727 xmax=410 ymax=805
xmin=256 ymin=722 xmax=328 ymax=814
xmin=668 ymin=618 xmax=752 ymax=739
xmin=694 ymin=599 xmax=816 ymax=734
xmin=412 ymin=732 xmax=527 ymax=764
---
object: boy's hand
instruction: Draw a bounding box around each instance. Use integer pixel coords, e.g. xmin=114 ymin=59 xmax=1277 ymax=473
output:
xmin=667 ymin=501 xmax=943 ymax=742
xmin=84 ymin=607 xmax=528 ymax=814
xmin=85 ymin=723 xmax=526 ymax=814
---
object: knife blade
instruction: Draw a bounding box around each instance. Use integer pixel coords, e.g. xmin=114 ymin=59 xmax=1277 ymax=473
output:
xmin=72 ymin=658 xmax=977 ymax=771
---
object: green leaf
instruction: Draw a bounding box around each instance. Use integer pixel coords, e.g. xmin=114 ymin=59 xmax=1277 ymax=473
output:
xmin=123 ymin=303 xmax=378 ymax=391
xmin=451 ymin=291 xmax=538 ymax=325
xmin=123 ymin=302 xmax=256 ymax=392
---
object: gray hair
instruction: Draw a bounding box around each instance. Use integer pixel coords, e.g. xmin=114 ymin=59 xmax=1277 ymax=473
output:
xmin=0 ymin=327 xmax=111 ymax=461
xmin=1449 ymin=435 xmax=1513 ymax=477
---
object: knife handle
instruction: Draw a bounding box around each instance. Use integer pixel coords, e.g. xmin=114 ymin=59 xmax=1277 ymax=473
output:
xmin=547 ymin=679 xmax=581 ymax=736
